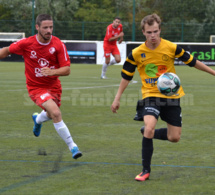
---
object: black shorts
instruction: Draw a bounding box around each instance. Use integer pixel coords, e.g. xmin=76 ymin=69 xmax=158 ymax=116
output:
xmin=134 ymin=97 xmax=182 ymax=127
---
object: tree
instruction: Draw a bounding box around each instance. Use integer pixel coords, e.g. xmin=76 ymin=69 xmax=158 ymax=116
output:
xmin=195 ymin=0 xmax=215 ymax=42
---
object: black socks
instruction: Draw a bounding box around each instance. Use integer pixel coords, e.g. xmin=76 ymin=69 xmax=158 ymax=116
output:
xmin=154 ymin=128 xmax=168 ymax=140
xmin=142 ymin=137 xmax=153 ymax=173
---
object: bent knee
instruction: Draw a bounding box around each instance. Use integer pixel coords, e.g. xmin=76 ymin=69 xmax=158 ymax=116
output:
xmin=144 ymin=127 xmax=155 ymax=138
xmin=116 ymin=59 xmax=121 ymax=63
xmin=50 ymin=110 xmax=61 ymax=119
xmin=168 ymin=135 xmax=180 ymax=143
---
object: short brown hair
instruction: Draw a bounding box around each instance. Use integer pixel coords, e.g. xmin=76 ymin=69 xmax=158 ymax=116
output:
xmin=114 ymin=17 xmax=121 ymax=21
xmin=141 ymin=14 xmax=161 ymax=30
xmin=36 ymin=14 xmax=53 ymax=26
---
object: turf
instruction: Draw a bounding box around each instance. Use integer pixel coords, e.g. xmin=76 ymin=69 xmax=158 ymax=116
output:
xmin=0 ymin=62 xmax=215 ymax=195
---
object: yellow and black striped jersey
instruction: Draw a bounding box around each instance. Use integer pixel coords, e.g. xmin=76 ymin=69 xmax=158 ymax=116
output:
xmin=121 ymin=38 xmax=196 ymax=99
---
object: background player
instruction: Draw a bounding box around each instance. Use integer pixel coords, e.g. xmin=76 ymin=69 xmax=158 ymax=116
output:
xmin=111 ymin=13 xmax=215 ymax=181
xmin=101 ymin=17 xmax=124 ymax=79
xmin=0 ymin=14 xmax=82 ymax=159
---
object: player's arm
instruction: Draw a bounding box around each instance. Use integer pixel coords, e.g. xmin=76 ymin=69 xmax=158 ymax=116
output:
xmin=118 ymin=32 xmax=124 ymax=44
xmin=0 ymin=47 xmax=11 ymax=59
xmin=175 ymin=45 xmax=215 ymax=76
xmin=175 ymin=45 xmax=196 ymax=67
xmin=41 ymin=41 xmax=71 ymax=77
xmin=109 ymin=32 xmax=124 ymax=42
xmin=194 ymin=60 xmax=215 ymax=76
xmin=111 ymin=78 xmax=130 ymax=113
xmin=111 ymin=52 xmax=137 ymax=113
xmin=118 ymin=26 xmax=124 ymax=44
xmin=41 ymin=66 xmax=70 ymax=76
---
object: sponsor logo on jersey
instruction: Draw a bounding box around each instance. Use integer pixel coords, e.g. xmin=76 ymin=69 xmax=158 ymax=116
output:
xmin=35 ymin=68 xmax=43 ymax=77
xmin=38 ymin=58 xmax=49 ymax=67
xmin=145 ymin=78 xmax=158 ymax=84
xmin=145 ymin=64 xmax=167 ymax=77
xmin=30 ymin=51 xmax=37 ymax=59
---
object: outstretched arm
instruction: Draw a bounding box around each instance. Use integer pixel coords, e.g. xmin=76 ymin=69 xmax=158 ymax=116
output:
xmin=194 ymin=60 xmax=215 ymax=76
xmin=0 ymin=47 xmax=11 ymax=59
xmin=111 ymin=78 xmax=130 ymax=113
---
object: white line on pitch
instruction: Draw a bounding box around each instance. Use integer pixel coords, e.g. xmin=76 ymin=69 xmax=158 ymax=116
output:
xmin=4 ymin=84 xmax=120 ymax=92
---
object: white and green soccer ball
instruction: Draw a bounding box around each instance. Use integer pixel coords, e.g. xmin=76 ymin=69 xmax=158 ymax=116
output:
xmin=157 ymin=72 xmax=181 ymax=96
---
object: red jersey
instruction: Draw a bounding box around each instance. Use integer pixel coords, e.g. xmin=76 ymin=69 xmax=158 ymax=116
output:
xmin=9 ymin=35 xmax=70 ymax=88
xmin=103 ymin=23 xmax=123 ymax=45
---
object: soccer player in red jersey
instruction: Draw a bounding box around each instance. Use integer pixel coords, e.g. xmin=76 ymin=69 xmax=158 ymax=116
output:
xmin=0 ymin=14 xmax=82 ymax=159
xmin=101 ymin=17 xmax=124 ymax=79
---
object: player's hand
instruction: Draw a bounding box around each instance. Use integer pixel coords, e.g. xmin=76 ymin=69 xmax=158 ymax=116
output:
xmin=118 ymin=39 xmax=123 ymax=44
xmin=111 ymin=100 xmax=120 ymax=113
xmin=41 ymin=67 xmax=55 ymax=76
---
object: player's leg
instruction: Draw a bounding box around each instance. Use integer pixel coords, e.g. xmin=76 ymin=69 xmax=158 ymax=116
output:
xmin=111 ymin=46 xmax=121 ymax=65
xmin=32 ymin=109 xmax=51 ymax=136
xmin=140 ymin=126 xmax=168 ymax=140
xmin=167 ymin=124 xmax=181 ymax=142
xmin=110 ymin=54 xmax=121 ymax=65
xmin=36 ymin=110 xmax=52 ymax=123
xmin=42 ymin=99 xmax=82 ymax=159
xmin=101 ymin=45 xmax=111 ymax=79
xmin=161 ymin=100 xmax=182 ymax=142
xmin=141 ymin=124 xmax=180 ymax=142
xmin=135 ymin=97 xmax=161 ymax=181
xmin=135 ymin=115 xmax=157 ymax=181
xmin=101 ymin=56 xmax=110 ymax=79
xmin=29 ymin=88 xmax=48 ymax=137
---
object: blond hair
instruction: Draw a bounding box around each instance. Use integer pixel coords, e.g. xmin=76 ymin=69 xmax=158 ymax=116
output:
xmin=141 ymin=14 xmax=161 ymax=30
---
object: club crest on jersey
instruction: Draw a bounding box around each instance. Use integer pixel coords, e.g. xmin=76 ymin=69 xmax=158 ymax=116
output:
xmin=49 ymin=47 xmax=56 ymax=54
xmin=30 ymin=51 xmax=37 ymax=59
xmin=38 ymin=58 xmax=49 ymax=67
xmin=162 ymin=54 xmax=169 ymax=61
xmin=141 ymin=53 xmax=146 ymax=62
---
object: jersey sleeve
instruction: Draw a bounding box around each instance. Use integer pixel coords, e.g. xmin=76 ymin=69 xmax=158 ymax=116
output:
xmin=57 ymin=42 xmax=70 ymax=67
xmin=9 ymin=38 xmax=26 ymax=55
xmin=175 ymin=45 xmax=196 ymax=67
xmin=121 ymin=51 xmax=137 ymax=81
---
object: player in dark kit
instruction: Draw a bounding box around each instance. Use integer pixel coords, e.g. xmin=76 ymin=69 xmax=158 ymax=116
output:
xmin=0 ymin=14 xmax=82 ymax=159
xmin=111 ymin=14 xmax=215 ymax=181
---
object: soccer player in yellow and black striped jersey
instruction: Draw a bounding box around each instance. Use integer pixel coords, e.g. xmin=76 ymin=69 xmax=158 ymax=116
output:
xmin=111 ymin=13 xmax=215 ymax=181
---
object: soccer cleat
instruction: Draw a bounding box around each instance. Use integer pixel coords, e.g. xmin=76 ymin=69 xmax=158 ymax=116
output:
xmin=140 ymin=126 xmax=145 ymax=134
xmin=135 ymin=171 xmax=150 ymax=181
xmin=71 ymin=146 xmax=82 ymax=159
xmin=101 ymin=75 xmax=106 ymax=79
xmin=32 ymin=112 xmax=42 ymax=137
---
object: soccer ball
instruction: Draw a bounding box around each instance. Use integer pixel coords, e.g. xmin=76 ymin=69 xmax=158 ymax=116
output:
xmin=157 ymin=72 xmax=181 ymax=96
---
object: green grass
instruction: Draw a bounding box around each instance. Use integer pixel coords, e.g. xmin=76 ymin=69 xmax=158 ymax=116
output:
xmin=0 ymin=62 xmax=215 ymax=195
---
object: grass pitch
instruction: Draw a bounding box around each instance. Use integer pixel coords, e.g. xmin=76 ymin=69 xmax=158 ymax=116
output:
xmin=0 ymin=62 xmax=215 ymax=195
